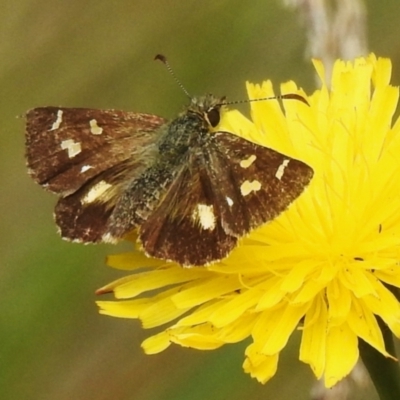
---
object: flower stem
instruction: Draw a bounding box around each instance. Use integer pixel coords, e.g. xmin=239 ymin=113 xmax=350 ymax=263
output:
xmin=359 ymin=318 xmax=400 ymax=400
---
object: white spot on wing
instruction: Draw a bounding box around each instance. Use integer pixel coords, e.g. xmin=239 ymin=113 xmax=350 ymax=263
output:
xmin=226 ymin=196 xmax=234 ymax=206
xmin=240 ymin=180 xmax=261 ymax=196
xmin=102 ymin=232 xmax=118 ymax=243
xmin=192 ymin=204 xmax=216 ymax=230
xmin=89 ymin=119 xmax=103 ymax=135
xmin=80 ymin=165 xmax=93 ymax=173
xmin=81 ymin=180 xmax=112 ymax=204
xmin=61 ymin=139 xmax=81 ymax=158
xmin=240 ymin=154 xmax=257 ymax=169
xmin=275 ymin=159 xmax=290 ymax=180
xmin=50 ymin=110 xmax=63 ymax=130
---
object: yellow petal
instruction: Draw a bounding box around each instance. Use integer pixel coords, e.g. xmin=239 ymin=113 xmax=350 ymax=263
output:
xmin=142 ymin=332 xmax=171 ymax=354
xmin=171 ymin=275 xmax=241 ymax=309
xmin=243 ymin=343 xmax=279 ymax=384
xmin=324 ymin=323 xmax=358 ymax=388
xmin=106 ymin=251 xmax=165 ymax=270
xmin=299 ymin=294 xmax=328 ymax=379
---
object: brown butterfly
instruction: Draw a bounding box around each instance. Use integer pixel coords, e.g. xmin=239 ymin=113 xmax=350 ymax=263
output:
xmin=25 ymin=58 xmax=313 ymax=266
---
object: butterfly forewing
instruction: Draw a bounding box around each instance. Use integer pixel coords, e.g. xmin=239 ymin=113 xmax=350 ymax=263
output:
xmin=211 ymin=131 xmax=313 ymax=236
xmin=25 ymin=107 xmax=166 ymax=195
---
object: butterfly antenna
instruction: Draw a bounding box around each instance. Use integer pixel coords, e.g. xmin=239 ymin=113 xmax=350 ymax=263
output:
xmin=155 ymin=54 xmax=192 ymax=99
xmin=224 ymin=92 xmax=309 ymax=106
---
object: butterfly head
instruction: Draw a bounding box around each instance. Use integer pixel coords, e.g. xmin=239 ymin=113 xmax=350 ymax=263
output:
xmin=188 ymin=94 xmax=227 ymax=129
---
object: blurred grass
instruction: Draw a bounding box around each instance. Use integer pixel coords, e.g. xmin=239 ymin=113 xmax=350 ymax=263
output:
xmin=1 ymin=0 xmax=399 ymax=399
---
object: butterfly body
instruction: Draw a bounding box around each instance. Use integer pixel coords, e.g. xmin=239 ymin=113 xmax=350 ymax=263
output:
xmin=25 ymin=94 xmax=313 ymax=266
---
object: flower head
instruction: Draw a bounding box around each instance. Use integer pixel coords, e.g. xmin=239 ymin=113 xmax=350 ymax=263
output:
xmin=97 ymin=54 xmax=400 ymax=388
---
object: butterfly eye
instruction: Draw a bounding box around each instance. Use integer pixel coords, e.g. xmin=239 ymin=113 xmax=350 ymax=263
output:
xmin=206 ymin=107 xmax=220 ymax=127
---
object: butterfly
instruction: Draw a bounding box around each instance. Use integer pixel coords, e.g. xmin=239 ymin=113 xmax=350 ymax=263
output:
xmin=25 ymin=60 xmax=313 ymax=266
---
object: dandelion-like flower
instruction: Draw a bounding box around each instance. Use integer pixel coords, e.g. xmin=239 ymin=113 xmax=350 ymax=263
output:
xmin=97 ymin=54 xmax=400 ymax=388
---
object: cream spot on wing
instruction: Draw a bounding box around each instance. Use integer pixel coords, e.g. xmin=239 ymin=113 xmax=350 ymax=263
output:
xmin=240 ymin=180 xmax=261 ymax=196
xmin=275 ymin=159 xmax=290 ymax=180
xmin=240 ymin=154 xmax=257 ymax=169
xmin=81 ymin=180 xmax=112 ymax=204
xmin=226 ymin=196 xmax=234 ymax=206
xmin=89 ymin=119 xmax=103 ymax=135
xmin=102 ymin=232 xmax=118 ymax=243
xmin=192 ymin=204 xmax=216 ymax=230
xmin=61 ymin=139 xmax=81 ymax=158
xmin=80 ymin=165 xmax=93 ymax=173
xmin=50 ymin=110 xmax=63 ymax=130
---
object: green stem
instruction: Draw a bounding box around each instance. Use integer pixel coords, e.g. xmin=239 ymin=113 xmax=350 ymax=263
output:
xmin=359 ymin=318 xmax=400 ymax=400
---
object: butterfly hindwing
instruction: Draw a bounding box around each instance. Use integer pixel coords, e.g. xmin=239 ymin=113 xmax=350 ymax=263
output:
xmin=133 ymin=131 xmax=313 ymax=266
xmin=137 ymin=157 xmax=238 ymax=266
xmin=26 ymin=107 xmax=166 ymax=242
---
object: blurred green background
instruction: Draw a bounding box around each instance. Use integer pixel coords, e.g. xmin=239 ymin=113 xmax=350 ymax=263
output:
xmin=2 ymin=1 xmax=399 ymax=399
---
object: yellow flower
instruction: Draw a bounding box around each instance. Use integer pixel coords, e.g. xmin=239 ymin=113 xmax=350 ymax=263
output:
xmin=97 ymin=54 xmax=400 ymax=388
